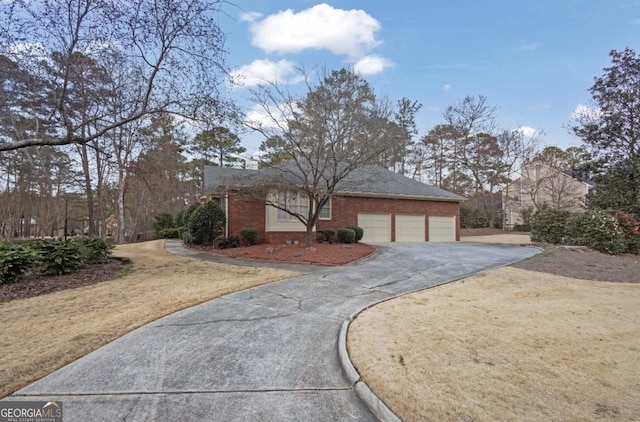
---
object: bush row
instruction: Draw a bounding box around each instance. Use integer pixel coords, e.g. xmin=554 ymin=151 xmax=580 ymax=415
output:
xmin=318 ymin=226 xmax=364 ymax=244
xmin=155 ymin=201 xmax=227 ymax=246
xmin=155 ymin=206 xmax=365 ymax=248
xmin=0 ymin=237 xmax=114 ymax=284
xmin=531 ymin=208 xmax=640 ymax=254
xmin=158 ymin=227 xmax=186 ymax=239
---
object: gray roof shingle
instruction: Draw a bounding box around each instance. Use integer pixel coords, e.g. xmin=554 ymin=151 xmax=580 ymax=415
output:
xmin=204 ymin=164 xmax=464 ymax=202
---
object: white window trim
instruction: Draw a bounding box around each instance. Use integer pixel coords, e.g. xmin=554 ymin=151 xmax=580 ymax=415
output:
xmin=265 ymin=190 xmax=332 ymax=233
xmin=275 ymin=191 xmax=331 ymax=222
xmin=276 ymin=191 xmax=308 ymax=222
xmin=318 ymin=197 xmax=332 ymax=220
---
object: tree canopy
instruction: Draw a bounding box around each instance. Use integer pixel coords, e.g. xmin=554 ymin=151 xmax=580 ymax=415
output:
xmin=0 ymin=0 xmax=232 ymax=152
xmin=572 ymin=48 xmax=640 ymax=217
xmin=246 ymin=67 xmax=396 ymax=246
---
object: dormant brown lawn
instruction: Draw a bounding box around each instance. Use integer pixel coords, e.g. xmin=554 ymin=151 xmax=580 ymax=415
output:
xmin=0 ymin=240 xmax=298 ymax=398
xmin=348 ymin=266 xmax=640 ymax=421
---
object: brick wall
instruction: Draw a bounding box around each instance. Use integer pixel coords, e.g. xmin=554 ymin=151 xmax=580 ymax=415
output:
xmin=226 ymin=193 xmax=461 ymax=243
xmin=226 ymin=196 xmax=266 ymax=243
xmin=316 ymin=195 xmax=461 ymax=241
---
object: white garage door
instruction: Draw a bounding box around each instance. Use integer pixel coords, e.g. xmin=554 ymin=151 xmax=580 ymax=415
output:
xmin=395 ymin=214 xmax=426 ymax=242
xmin=358 ymin=213 xmax=391 ymax=243
xmin=428 ymin=216 xmax=456 ymax=242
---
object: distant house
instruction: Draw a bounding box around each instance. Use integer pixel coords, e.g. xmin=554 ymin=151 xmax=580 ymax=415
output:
xmin=204 ymin=164 xmax=465 ymax=243
xmin=503 ymin=162 xmax=593 ymax=229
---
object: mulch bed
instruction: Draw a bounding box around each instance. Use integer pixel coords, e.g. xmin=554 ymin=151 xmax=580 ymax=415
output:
xmin=188 ymin=242 xmax=377 ymax=266
xmin=0 ymin=259 xmax=129 ymax=303
xmin=462 ymin=228 xmax=640 ymax=283
xmin=513 ymin=243 xmax=640 ymax=283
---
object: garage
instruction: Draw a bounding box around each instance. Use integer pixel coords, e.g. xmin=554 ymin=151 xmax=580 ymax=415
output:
xmin=428 ymin=216 xmax=456 ymax=242
xmin=395 ymin=214 xmax=426 ymax=242
xmin=358 ymin=213 xmax=391 ymax=242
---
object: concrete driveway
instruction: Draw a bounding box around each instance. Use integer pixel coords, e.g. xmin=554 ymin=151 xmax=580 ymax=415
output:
xmin=8 ymin=242 xmax=539 ymax=421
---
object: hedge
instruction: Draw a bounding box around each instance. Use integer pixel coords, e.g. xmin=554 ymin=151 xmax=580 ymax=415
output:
xmin=531 ymin=208 xmax=640 ymax=254
xmin=337 ymin=228 xmax=356 ymax=244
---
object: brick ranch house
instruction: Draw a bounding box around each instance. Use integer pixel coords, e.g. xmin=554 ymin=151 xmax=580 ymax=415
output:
xmin=204 ymin=164 xmax=465 ymax=244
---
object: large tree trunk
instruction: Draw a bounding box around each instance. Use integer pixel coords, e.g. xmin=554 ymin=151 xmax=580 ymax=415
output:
xmin=305 ymin=226 xmax=314 ymax=248
xmin=79 ymin=143 xmax=96 ymax=236
xmin=116 ymin=169 xmax=126 ymax=243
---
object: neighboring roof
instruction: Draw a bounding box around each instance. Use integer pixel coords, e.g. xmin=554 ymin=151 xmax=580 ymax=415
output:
xmin=204 ymin=164 xmax=465 ymax=202
xmin=520 ymin=162 xmax=595 ymax=188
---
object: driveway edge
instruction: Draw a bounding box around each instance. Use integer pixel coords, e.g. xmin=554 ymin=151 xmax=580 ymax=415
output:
xmin=338 ymin=245 xmax=544 ymax=422
xmin=339 ymin=320 xmax=400 ymax=422
xmin=338 ymin=279 xmax=460 ymax=422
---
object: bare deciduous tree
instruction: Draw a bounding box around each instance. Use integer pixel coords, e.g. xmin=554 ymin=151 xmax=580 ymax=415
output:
xmin=244 ymin=68 xmax=396 ymax=247
xmin=0 ymin=0 xmax=231 ymax=152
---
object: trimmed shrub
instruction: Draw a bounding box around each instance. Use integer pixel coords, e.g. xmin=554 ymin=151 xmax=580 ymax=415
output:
xmin=36 ymin=239 xmax=86 ymax=275
xmin=566 ymin=209 xmax=628 ymax=254
xmin=0 ymin=243 xmax=40 ymax=284
xmin=514 ymin=224 xmax=531 ymax=232
xmin=614 ymin=211 xmax=640 ymax=254
xmin=534 ymin=208 xmax=639 ymax=254
xmin=531 ymin=209 xmax=572 ymax=244
xmin=181 ymin=203 xmax=200 ymax=229
xmin=181 ymin=230 xmax=193 ymax=244
xmin=186 ymin=201 xmax=226 ymax=245
xmin=316 ymin=229 xmax=336 ymax=243
xmin=240 ymin=227 xmax=259 ymax=246
xmin=347 ymin=225 xmax=364 ymax=242
xmin=214 ymin=235 xmax=240 ymax=249
xmin=337 ymin=228 xmax=356 ymax=244
xmin=159 ymin=227 xmax=186 ymax=239
xmin=82 ymin=237 xmax=114 ymax=264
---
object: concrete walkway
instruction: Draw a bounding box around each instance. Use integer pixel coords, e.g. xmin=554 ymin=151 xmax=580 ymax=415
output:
xmin=8 ymin=241 xmax=539 ymax=421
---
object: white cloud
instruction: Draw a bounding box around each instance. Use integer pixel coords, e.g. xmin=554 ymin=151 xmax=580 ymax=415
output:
xmin=230 ymin=59 xmax=298 ymax=88
xmin=240 ymin=11 xmax=262 ymax=22
xmin=571 ymin=104 xmax=602 ymax=120
xmin=353 ymin=55 xmax=394 ymax=75
xmin=443 ymin=84 xmax=451 ymax=92
xmin=514 ymin=126 xmax=540 ymax=138
xmin=513 ymin=43 xmax=539 ymax=52
xmin=245 ymin=104 xmax=288 ymax=130
xmin=247 ymin=3 xmax=381 ymax=59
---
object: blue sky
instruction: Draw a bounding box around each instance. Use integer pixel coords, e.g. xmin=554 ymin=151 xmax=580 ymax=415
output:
xmin=218 ymin=1 xmax=640 ymax=155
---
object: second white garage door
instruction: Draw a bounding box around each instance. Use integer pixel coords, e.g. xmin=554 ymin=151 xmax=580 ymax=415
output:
xmin=428 ymin=216 xmax=456 ymax=242
xmin=357 ymin=213 xmax=391 ymax=242
xmin=395 ymin=214 xmax=426 ymax=242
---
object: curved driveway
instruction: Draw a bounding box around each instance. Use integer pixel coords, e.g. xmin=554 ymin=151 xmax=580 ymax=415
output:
xmin=10 ymin=241 xmax=539 ymax=421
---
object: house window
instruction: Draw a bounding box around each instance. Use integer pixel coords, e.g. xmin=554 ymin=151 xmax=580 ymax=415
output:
xmin=318 ymin=198 xmax=331 ymax=220
xmin=275 ymin=191 xmax=331 ymax=221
